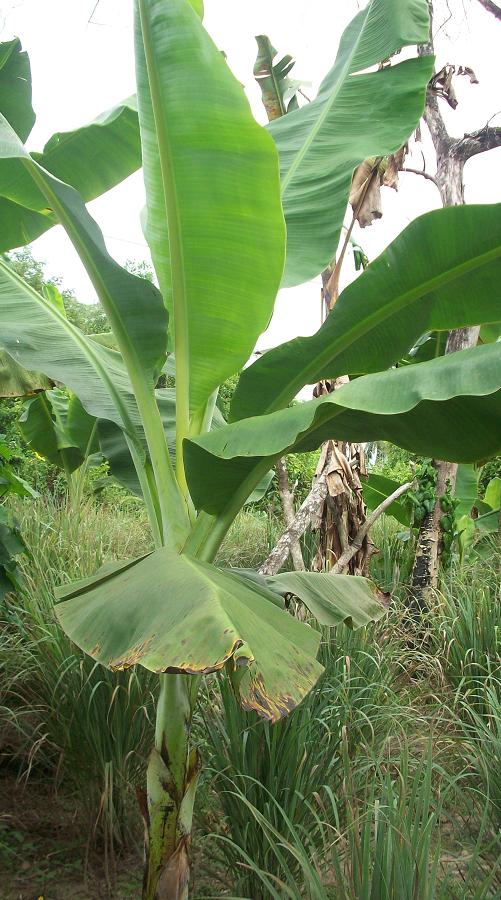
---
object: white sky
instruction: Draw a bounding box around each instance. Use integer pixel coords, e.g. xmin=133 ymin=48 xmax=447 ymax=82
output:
xmin=2 ymin=0 xmax=501 ymax=352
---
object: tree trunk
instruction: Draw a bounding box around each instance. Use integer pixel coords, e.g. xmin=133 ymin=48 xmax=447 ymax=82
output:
xmin=142 ymin=675 xmax=200 ymax=900
xmin=409 ymin=2 xmax=486 ymax=610
xmin=312 ymin=246 xmax=371 ymax=576
xmin=276 ymin=457 xmax=305 ymax=570
xmin=259 ymin=475 xmax=327 ymax=576
xmin=312 ymin=438 xmax=370 ymax=574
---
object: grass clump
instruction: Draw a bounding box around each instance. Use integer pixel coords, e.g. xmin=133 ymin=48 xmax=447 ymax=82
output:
xmin=1 ymin=494 xmax=155 ymax=856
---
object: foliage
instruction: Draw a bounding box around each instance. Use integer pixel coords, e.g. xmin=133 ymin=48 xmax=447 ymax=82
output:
xmin=406 ymin=460 xmax=437 ymax=526
xmin=430 ymin=555 xmax=501 ymax=707
xmin=267 ymin=0 xmax=432 ymax=286
xmin=201 ymin=622 xmax=405 ymax=896
xmin=0 ymin=435 xmax=37 ymax=597
xmin=215 ymin=372 xmax=239 ymax=421
xmin=479 ymin=457 xmax=501 ymax=494
xmin=0 ymin=495 xmax=154 ymax=850
xmin=362 ymin=473 xmax=411 ymax=527
xmin=203 ymin=746 xmax=501 ymax=900
xmin=370 ymin=442 xmax=417 ymax=484
xmin=2 ymin=500 xmax=501 ymax=893
xmin=459 ymin=681 xmax=501 ymax=832
xmin=1 ymin=0 xmax=501 ymax=893
xmin=6 ymin=248 xmax=110 ymax=335
xmin=253 ymin=35 xmax=300 ymax=120
xmin=216 ymin=509 xmax=282 ymax=570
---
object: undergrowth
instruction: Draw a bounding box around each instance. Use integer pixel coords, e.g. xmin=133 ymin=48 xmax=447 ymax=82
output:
xmin=1 ymin=496 xmax=500 ymax=897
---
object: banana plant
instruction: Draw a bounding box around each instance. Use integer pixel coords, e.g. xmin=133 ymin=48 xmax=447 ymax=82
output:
xmin=1 ymin=1 xmax=501 ymax=896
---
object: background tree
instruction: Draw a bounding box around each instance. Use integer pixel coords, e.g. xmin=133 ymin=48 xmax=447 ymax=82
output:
xmin=409 ymin=0 xmax=501 ymax=610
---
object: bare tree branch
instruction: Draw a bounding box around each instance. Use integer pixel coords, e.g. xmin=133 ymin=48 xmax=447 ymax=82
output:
xmin=330 ymin=482 xmax=413 ymax=575
xmin=258 ymin=476 xmax=328 ymax=576
xmin=475 ymin=0 xmax=501 ymax=21
xmin=418 ymin=1 xmax=501 ymax=168
xmin=454 ymin=124 xmax=501 ymax=159
xmin=402 ymin=167 xmax=441 ymax=189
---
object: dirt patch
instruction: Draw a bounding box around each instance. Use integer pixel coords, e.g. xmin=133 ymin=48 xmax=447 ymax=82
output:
xmin=0 ymin=771 xmax=141 ymax=899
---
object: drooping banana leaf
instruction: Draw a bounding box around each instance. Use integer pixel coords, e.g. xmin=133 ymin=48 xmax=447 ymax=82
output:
xmin=231 ymin=203 xmax=501 ymax=422
xmin=0 ymin=38 xmax=35 ymax=142
xmin=270 ymin=0 xmax=432 ymax=286
xmin=0 ymin=97 xmax=141 ymax=252
xmin=265 ymin=571 xmax=387 ymax=627
xmin=0 ymin=254 xmax=141 ymax=436
xmin=185 ymin=342 xmax=501 ymax=515
xmin=55 ymin=545 xmax=384 ymax=721
xmin=0 ymin=113 xmax=168 ymax=442
xmin=134 ymin=0 xmax=285 ymax=416
xmin=55 ymin=547 xmax=322 ymax=722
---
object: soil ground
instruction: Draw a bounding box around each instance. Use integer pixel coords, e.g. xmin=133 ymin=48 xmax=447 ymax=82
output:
xmin=0 ymin=772 xmax=141 ymax=899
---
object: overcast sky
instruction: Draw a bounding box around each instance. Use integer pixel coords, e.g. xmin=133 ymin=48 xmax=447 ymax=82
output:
xmin=2 ymin=0 xmax=501 ymax=351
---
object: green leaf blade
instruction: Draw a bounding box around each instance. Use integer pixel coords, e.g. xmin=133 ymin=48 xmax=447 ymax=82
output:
xmin=0 ymin=38 xmax=35 ymax=142
xmin=56 ymin=548 xmax=323 ymax=723
xmin=232 ymin=203 xmax=501 ymax=422
xmin=267 ymin=571 xmax=387 ymax=628
xmin=135 ymin=0 xmax=286 ymax=414
xmin=272 ymin=0 xmax=432 ymax=286
xmin=363 ymin=474 xmax=411 ymax=526
xmin=0 ymin=97 xmax=141 ymax=252
xmin=186 ymin=343 xmax=501 ymax=516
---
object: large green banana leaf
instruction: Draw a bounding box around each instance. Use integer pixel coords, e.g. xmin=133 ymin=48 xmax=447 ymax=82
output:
xmin=0 ymin=97 xmax=141 ymax=252
xmin=185 ymin=342 xmax=501 ymax=515
xmin=55 ymin=546 xmax=384 ymax=721
xmin=19 ymin=389 xmax=99 ymax=474
xmin=231 ymin=203 xmax=501 ymax=422
xmin=0 ymin=112 xmax=168 ymax=425
xmin=55 ymin=548 xmax=322 ymax=722
xmin=266 ymin=571 xmax=387 ymax=627
xmin=0 ymin=255 xmax=141 ymax=437
xmin=0 ymin=38 xmax=35 ymax=142
xmin=134 ymin=0 xmax=285 ymax=416
xmin=272 ymin=0 xmax=432 ymax=286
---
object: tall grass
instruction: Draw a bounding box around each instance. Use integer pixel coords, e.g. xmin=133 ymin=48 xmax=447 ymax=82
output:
xmin=1 ymin=495 xmax=155 ymax=855
xmin=458 ymin=680 xmax=501 ymax=832
xmin=217 ymin=509 xmax=282 ymax=569
xmin=200 ymin=622 xmax=410 ymax=896
xmin=430 ymin=555 xmax=501 ymax=711
xmin=201 ymin=743 xmax=501 ymax=899
xmin=369 ymin=515 xmax=414 ymax=595
xmin=2 ymin=493 xmax=501 ymax=895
